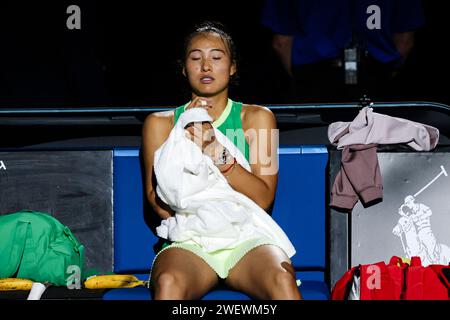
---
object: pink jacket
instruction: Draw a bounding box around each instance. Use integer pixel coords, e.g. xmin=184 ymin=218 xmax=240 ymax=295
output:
xmin=328 ymin=107 xmax=439 ymax=210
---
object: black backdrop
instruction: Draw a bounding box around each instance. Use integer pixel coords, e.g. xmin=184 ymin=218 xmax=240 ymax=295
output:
xmin=0 ymin=0 xmax=448 ymax=108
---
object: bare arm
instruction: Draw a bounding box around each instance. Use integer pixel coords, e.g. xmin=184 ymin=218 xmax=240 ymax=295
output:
xmin=224 ymin=106 xmax=279 ymax=210
xmin=141 ymin=112 xmax=175 ymax=220
xmin=272 ymin=34 xmax=294 ymax=77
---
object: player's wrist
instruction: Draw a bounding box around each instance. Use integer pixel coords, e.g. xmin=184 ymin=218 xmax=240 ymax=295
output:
xmin=213 ymin=145 xmax=233 ymax=167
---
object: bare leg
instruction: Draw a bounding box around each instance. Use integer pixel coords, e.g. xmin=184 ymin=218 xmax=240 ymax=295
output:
xmin=225 ymin=245 xmax=302 ymax=300
xmin=150 ymin=248 xmax=219 ymax=300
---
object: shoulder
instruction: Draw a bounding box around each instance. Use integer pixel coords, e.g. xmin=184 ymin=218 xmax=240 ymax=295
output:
xmin=143 ymin=110 xmax=174 ymax=127
xmin=242 ymin=104 xmax=277 ymax=129
xmin=142 ymin=110 xmax=174 ymax=139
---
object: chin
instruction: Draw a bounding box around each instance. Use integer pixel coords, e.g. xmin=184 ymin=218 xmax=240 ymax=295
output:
xmin=193 ymin=91 xmax=215 ymax=98
xmin=192 ymin=85 xmax=228 ymax=98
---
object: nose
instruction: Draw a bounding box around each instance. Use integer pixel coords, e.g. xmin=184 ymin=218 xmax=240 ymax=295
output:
xmin=201 ymin=59 xmax=211 ymax=72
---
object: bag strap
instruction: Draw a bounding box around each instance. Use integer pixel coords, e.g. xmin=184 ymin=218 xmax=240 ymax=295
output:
xmin=63 ymin=226 xmax=85 ymax=277
xmin=389 ymin=256 xmax=409 ymax=268
xmin=63 ymin=227 xmax=80 ymax=252
xmin=430 ymin=265 xmax=450 ymax=289
xmin=331 ymin=266 xmax=358 ymax=300
xmin=410 ymin=256 xmax=422 ymax=267
xmin=9 ymin=220 xmax=30 ymax=276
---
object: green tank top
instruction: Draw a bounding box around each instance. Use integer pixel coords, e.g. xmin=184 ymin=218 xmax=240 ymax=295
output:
xmin=173 ymin=99 xmax=250 ymax=162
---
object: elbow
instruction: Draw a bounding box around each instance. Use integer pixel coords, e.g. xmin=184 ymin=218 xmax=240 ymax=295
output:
xmin=258 ymin=194 xmax=275 ymax=212
xmin=254 ymin=180 xmax=276 ymax=211
xmin=146 ymin=189 xmax=159 ymax=212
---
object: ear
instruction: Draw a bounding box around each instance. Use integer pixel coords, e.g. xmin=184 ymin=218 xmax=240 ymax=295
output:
xmin=182 ymin=66 xmax=187 ymax=77
xmin=229 ymin=62 xmax=237 ymax=77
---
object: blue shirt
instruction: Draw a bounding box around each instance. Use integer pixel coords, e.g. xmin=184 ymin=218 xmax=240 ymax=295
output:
xmin=261 ymin=0 xmax=425 ymax=67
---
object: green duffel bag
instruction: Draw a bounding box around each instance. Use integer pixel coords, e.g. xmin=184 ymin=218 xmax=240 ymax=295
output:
xmin=0 ymin=210 xmax=85 ymax=286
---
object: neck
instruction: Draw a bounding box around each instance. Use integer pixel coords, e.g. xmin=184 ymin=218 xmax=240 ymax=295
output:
xmin=192 ymin=90 xmax=229 ymax=121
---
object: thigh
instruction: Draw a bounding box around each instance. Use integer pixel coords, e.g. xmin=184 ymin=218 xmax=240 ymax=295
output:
xmin=151 ymin=247 xmax=219 ymax=299
xmin=224 ymin=245 xmax=297 ymax=299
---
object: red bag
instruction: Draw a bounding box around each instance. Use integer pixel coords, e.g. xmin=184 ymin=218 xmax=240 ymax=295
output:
xmin=403 ymin=256 xmax=449 ymax=300
xmin=332 ymin=256 xmax=407 ymax=300
xmin=360 ymin=256 xmax=407 ymax=300
xmin=332 ymin=256 xmax=449 ymax=300
xmin=330 ymin=266 xmax=358 ymax=300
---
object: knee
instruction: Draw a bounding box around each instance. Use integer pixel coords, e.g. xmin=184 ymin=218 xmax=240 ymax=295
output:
xmin=153 ymin=272 xmax=188 ymax=300
xmin=273 ymin=271 xmax=296 ymax=289
xmin=268 ymin=271 xmax=300 ymax=300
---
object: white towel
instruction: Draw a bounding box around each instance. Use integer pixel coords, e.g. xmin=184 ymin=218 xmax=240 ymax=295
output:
xmin=154 ymin=108 xmax=295 ymax=257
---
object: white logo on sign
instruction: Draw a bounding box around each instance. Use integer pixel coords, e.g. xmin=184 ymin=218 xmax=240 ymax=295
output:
xmin=392 ymin=165 xmax=450 ymax=265
xmin=0 ymin=161 xmax=6 ymax=170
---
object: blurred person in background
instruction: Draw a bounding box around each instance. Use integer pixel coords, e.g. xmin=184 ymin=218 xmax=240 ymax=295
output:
xmin=261 ymin=0 xmax=424 ymax=103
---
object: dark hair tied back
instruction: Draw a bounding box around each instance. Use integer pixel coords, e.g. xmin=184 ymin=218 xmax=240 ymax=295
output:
xmin=181 ymin=20 xmax=239 ymax=84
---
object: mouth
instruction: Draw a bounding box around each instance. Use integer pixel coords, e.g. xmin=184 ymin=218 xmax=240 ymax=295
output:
xmin=200 ymin=76 xmax=214 ymax=84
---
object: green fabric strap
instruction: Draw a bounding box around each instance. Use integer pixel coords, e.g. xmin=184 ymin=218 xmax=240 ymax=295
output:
xmin=3 ymin=220 xmax=29 ymax=277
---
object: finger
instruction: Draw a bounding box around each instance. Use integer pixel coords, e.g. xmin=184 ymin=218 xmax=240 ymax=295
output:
xmin=185 ymin=97 xmax=212 ymax=110
xmin=185 ymin=123 xmax=202 ymax=137
xmin=202 ymin=133 xmax=214 ymax=151
xmin=185 ymin=129 xmax=204 ymax=150
xmin=185 ymin=126 xmax=195 ymax=140
xmin=202 ymin=123 xmax=215 ymax=142
xmin=188 ymin=123 xmax=205 ymax=148
xmin=185 ymin=122 xmax=202 ymax=132
xmin=185 ymin=125 xmax=194 ymax=136
xmin=202 ymin=121 xmax=213 ymax=130
xmin=185 ymin=98 xmax=199 ymax=110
